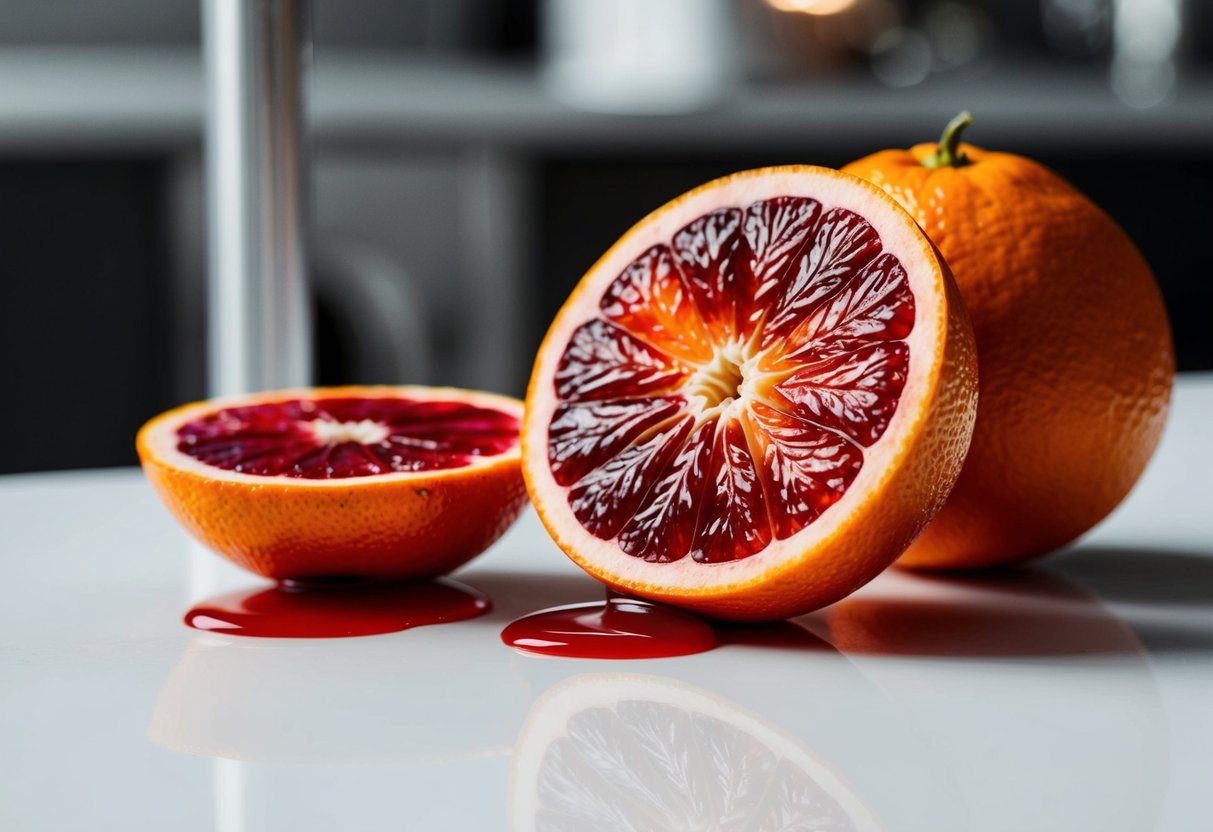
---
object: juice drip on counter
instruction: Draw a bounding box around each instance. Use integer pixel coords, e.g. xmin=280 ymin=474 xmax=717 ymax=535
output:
xmin=185 ymin=576 xmax=490 ymax=638
xmin=500 ymin=591 xmax=718 ymax=659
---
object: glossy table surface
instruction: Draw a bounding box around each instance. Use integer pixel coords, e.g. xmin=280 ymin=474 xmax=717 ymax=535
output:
xmin=3 ymin=375 xmax=1211 ymax=831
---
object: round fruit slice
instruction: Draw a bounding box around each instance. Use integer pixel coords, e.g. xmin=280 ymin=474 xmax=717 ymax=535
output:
xmin=137 ymin=385 xmax=527 ymax=581
xmin=523 ymin=166 xmax=977 ymax=621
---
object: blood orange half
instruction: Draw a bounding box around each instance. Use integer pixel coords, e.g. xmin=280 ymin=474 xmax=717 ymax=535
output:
xmin=137 ymin=386 xmax=526 ymax=582
xmin=523 ymin=166 xmax=978 ymax=621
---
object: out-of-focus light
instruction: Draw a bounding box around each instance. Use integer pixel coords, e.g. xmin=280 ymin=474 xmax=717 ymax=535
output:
xmin=541 ymin=0 xmax=734 ymax=113
xmin=923 ymin=1 xmax=987 ymax=68
xmin=1114 ymin=0 xmax=1180 ymax=61
xmin=765 ymin=0 xmax=860 ymax=16
xmin=1111 ymin=60 xmax=1176 ymax=107
xmin=1111 ymin=0 xmax=1183 ymax=108
xmin=870 ymin=27 xmax=933 ymax=87
xmin=1041 ymin=0 xmax=1112 ymax=56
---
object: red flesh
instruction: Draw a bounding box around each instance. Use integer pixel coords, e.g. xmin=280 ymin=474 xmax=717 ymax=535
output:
xmin=549 ymin=198 xmax=915 ymax=564
xmin=177 ymin=396 xmax=519 ymax=479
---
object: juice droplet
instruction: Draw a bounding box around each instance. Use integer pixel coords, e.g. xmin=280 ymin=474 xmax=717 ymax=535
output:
xmin=500 ymin=592 xmax=718 ymax=659
xmin=185 ymin=577 xmax=490 ymax=638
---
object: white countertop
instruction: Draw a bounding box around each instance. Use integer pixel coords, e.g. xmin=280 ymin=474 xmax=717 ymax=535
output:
xmin=2 ymin=375 xmax=1211 ymax=831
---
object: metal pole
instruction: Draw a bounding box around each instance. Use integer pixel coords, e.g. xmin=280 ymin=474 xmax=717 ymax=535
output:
xmin=203 ymin=0 xmax=311 ymax=397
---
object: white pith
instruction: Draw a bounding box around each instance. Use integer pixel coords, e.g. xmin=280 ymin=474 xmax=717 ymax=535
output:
xmin=142 ymin=386 xmax=524 ymax=486
xmin=682 ymin=338 xmax=749 ymax=415
xmin=524 ymin=168 xmax=948 ymax=592
xmin=308 ymin=417 xmax=391 ymax=446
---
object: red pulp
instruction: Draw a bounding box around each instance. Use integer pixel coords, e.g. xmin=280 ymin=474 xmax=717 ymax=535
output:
xmin=548 ymin=197 xmax=915 ymax=565
xmin=177 ymin=396 xmax=519 ymax=478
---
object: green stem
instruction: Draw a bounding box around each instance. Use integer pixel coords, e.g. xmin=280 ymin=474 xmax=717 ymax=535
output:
xmin=923 ymin=111 xmax=973 ymax=169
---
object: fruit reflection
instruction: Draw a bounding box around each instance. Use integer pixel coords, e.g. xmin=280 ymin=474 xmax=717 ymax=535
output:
xmin=151 ymin=621 xmax=528 ymax=763
xmin=510 ymin=674 xmax=880 ymax=832
xmin=827 ymin=567 xmax=1146 ymax=657
xmin=821 ymin=567 xmax=1167 ymax=831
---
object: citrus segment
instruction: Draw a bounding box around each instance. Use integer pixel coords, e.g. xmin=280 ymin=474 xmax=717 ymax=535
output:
xmin=672 ymin=207 xmax=744 ymax=341
xmin=567 ymin=415 xmax=694 ymax=541
xmin=547 ymin=396 xmax=686 ymax=486
xmin=599 ymin=244 xmax=713 ymax=363
xmin=692 ymin=416 xmax=772 ymax=564
xmin=617 ymin=418 xmax=715 ymax=562
xmin=743 ymin=401 xmax=863 ymax=539
xmin=778 ymin=251 xmax=914 ymax=358
xmin=138 ymin=386 xmax=527 ymax=582
xmin=760 ymin=207 xmax=883 ymax=347
xmin=740 ymin=195 xmax=822 ymax=320
xmin=523 ymin=166 xmax=978 ymax=620
xmin=555 ymin=319 xmax=690 ymax=401
xmin=771 ymin=341 xmax=910 ymax=446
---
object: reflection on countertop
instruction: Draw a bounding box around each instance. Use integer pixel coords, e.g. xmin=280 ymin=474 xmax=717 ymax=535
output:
xmin=510 ymin=673 xmax=881 ymax=832
xmin=150 ymin=624 xmax=528 ymax=764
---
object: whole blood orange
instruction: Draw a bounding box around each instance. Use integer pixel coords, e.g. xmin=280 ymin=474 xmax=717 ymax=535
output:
xmin=137 ymin=386 xmax=527 ymax=581
xmin=844 ymin=113 xmax=1174 ymax=569
xmin=523 ymin=166 xmax=978 ymax=621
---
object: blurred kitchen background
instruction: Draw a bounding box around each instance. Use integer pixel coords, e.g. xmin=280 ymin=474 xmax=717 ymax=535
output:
xmin=1 ymin=0 xmax=1209 ymax=474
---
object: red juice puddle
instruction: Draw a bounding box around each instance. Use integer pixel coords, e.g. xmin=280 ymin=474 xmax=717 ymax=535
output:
xmin=186 ymin=576 xmax=490 ymax=638
xmin=501 ymin=593 xmax=717 ymax=659
xmin=501 ymin=590 xmax=832 ymax=659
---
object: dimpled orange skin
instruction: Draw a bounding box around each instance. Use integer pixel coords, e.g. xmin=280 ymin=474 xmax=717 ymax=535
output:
xmin=137 ymin=391 xmax=528 ymax=582
xmin=844 ymin=142 xmax=1174 ymax=570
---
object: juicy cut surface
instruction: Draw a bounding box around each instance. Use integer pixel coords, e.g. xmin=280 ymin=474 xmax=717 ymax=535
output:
xmin=549 ymin=197 xmax=916 ymax=563
xmin=177 ymin=397 xmax=520 ymax=478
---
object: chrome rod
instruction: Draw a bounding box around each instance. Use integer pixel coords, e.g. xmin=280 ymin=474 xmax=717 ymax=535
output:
xmin=203 ymin=0 xmax=311 ymax=397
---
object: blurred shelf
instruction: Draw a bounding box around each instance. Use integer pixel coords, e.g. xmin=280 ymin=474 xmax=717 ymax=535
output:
xmin=1 ymin=47 xmax=1211 ymax=154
